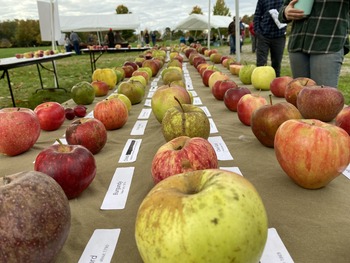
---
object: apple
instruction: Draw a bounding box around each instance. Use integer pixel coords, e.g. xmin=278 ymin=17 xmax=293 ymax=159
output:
xmin=251 ymin=96 xmax=302 ymax=147
xmin=122 ymin=65 xmax=135 ymax=78
xmin=129 ymin=75 xmax=147 ymax=88
xmin=151 ymin=85 xmax=191 ymax=123
xmin=0 ymin=171 xmax=71 ymax=262
xmin=65 ymin=108 xmax=75 ymax=120
xmin=142 ymin=59 xmax=160 ymax=77
xmin=239 ymin=64 xmax=256 ymax=85
xmin=161 ymin=98 xmax=210 ymax=141
xmin=108 ymin=93 xmax=132 ymax=111
xmin=135 ymin=169 xmax=268 ymax=263
xmin=212 ymin=79 xmax=238 ymax=100
xmin=123 ymin=61 xmax=138 ymax=71
xmin=65 ymin=118 xmax=107 ymax=154
xmin=93 ymin=97 xmax=128 ymax=130
xmin=229 ymin=63 xmax=243 ymax=75
xmin=162 ymin=67 xmax=183 ymax=85
xmin=117 ymin=80 xmax=145 ymax=105
xmin=92 ymin=68 xmax=117 ymax=89
xmin=209 ymin=53 xmax=222 ymax=64
xmin=168 ymin=59 xmax=182 ymax=68
xmin=274 ymin=119 xmax=350 ymax=189
xmin=151 ymin=136 xmax=218 ymax=183
xmin=91 ymin=80 xmax=110 ymax=97
xmin=237 ymin=94 xmax=268 ymax=126
xmin=34 ymin=101 xmax=65 ymax=131
xmin=284 ymin=77 xmax=317 ymax=106
xmin=71 ymin=81 xmax=96 ymax=105
xmin=74 ymin=105 xmax=87 ymax=117
xmin=296 ymin=85 xmax=344 ymax=122
xmin=34 ymin=141 xmax=97 ymax=199
xmin=208 ymin=71 xmax=230 ymax=90
xmin=193 ymin=56 xmax=206 ymax=68
xmin=137 ymin=67 xmax=153 ymax=80
xmin=223 ymin=87 xmax=252 ymax=112
xmin=0 ymin=107 xmax=41 ymax=156
xmin=251 ymin=66 xmax=276 ymax=90
xmin=132 ymin=70 xmax=150 ymax=84
xmin=201 ymin=69 xmax=216 ymax=87
xmin=270 ymin=76 xmax=293 ymax=98
xmin=335 ymin=106 xmax=350 ymax=135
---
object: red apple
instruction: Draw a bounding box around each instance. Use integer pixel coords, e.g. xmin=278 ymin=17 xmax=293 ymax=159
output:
xmin=93 ymin=97 xmax=128 ymax=130
xmin=73 ymin=105 xmax=87 ymax=117
xmin=208 ymin=71 xmax=230 ymax=90
xmin=223 ymin=87 xmax=252 ymax=112
xmin=0 ymin=107 xmax=41 ymax=156
xmin=212 ymin=79 xmax=238 ymax=100
xmin=124 ymin=61 xmax=139 ymax=71
xmin=34 ymin=141 xmax=97 ymax=199
xmin=0 ymin=171 xmax=71 ymax=262
xmin=296 ymin=85 xmax=344 ymax=122
xmin=122 ymin=65 xmax=135 ymax=78
xmin=236 ymin=94 xmax=268 ymax=126
xmin=142 ymin=59 xmax=160 ymax=77
xmin=151 ymin=136 xmax=218 ymax=184
xmin=65 ymin=118 xmax=107 ymax=154
xmin=270 ymin=76 xmax=293 ymax=98
xmin=201 ymin=69 xmax=216 ymax=87
xmin=34 ymin=101 xmax=65 ymax=131
xmin=91 ymin=80 xmax=110 ymax=97
xmin=65 ymin=108 xmax=75 ymax=120
xmin=335 ymin=106 xmax=350 ymax=135
xmin=284 ymin=77 xmax=317 ymax=106
xmin=251 ymin=96 xmax=302 ymax=147
xmin=274 ymin=119 xmax=350 ymax=189
xmin=192 ymin=56 xmax=206 ymax=68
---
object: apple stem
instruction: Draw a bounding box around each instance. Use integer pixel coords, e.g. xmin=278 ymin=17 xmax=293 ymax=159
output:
xmin=269 ymin=94 xmax=273 ymax=105
xmin=174 ymin=96 xmax=184 ymax=113
xmin=56 ymin=138 xmax=64 ymax=146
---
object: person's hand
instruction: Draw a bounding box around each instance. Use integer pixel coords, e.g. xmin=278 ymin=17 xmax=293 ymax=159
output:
xmin=284 ymin=0 xmax=305 ymax=20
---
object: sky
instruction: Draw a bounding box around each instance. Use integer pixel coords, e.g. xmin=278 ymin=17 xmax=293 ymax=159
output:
xmin=0 ymin=0 xmax=258 ymax=31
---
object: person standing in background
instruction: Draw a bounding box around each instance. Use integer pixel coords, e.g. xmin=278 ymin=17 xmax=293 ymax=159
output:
xmin=107 ymin=28 xmax=115 ymax=48
xmin=254 ymin=0 xmax=286 ymax=77
xmin=64 ymin=34 xmax=71 ymax=52
xmin=279 ymin=0 xmax=349 ymax=87
xmin=249 ymin=21 xmax=256 ymax=53
xmin=151 ymin=31 xmax=157 ymax=46
xmin=69 ymin=31 xmax=81 ymax=55
xmin=144 ymin=30 xmax=150 ymax=46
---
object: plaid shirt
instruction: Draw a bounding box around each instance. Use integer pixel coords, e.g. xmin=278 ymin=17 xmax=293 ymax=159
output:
xmin=279 ymin=0 xmax=350 ymax=54
xmin=254 ymin=0 xmax=286 ymax=38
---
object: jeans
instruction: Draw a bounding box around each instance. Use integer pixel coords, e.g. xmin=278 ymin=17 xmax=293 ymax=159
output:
xmin=289 ymin=49 xmax=344 ymax=87
xmin=229 ymin=34 xmax=236 ymax=54
xmin=256 ymin=34 xmax=286 ymax=77
xmin=72 ymin=40 xmax=81 ymax=55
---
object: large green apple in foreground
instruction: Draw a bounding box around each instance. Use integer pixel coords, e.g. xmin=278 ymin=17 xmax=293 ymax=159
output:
xmin=135 ymin=169 xmax=268 ymax=263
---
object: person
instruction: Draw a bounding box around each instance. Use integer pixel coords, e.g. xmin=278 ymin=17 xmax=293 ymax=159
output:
xmin=179 ymin=36 xmax=186 ymax=44
xmin=254 ymin=0 xmax=286 ymax=77
xmin=144 ymin=30 xmax=150 ymax=45
xmin=114 ymin=31 xmax=125 ymax=45
xmin=64 ymin=34 xmax=71 ymax=52
xmin=249 ymin=21 xmax=256 ymax=53
xmin=151 ymin=31 xmax=157 ymax=46
xmin=69 ymin=31 xmax=81 ymax=55
xmin=279 ymin=0 xmax=349 ymax=87
xmin=107 ymin=28 xmax=115 ymax=48
xmin=228 ymin=17 xmax=244 ymax=54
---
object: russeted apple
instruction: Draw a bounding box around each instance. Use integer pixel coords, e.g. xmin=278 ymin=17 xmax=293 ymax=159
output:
xmin=135 ymin=169 xmax=268 ymax=263
xmin=161 ymin=97 xmax=210 ymax=142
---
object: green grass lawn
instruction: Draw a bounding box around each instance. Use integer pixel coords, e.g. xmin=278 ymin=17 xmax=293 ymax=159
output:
xmin=1 ymin=43 xmax=349 ymax=109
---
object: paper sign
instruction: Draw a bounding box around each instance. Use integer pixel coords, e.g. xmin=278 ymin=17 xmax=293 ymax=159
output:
xmin=138 ymin=108 xmax=152 ymax=119
xmin=193 ymin=97 xmax=202 ymax=105
xmin=219 ymin=167 xmax=243 ymax=176
xmin=208 ymin=136 xmax=234 ymax=160
xmin=199 ymin=106 xmax=211 ymax=117
xmin=260 ymin=228 xmax=294 ymax=263
xmin=189 ymin=90 xmax=197 ymax=97
xmin=342 ymin=163 xmax=350 ymax=179
xmin=147 ymin=91 xmax=154 ymax=98
xmin=149 ymin=85 xmax=157 ymax=92
xmin=118 ymin=139 xmax=142 ymax=163
xmin=101 ymin=167 xmax=134 ymax=210
xmin=144 ymin=99 xmax=151 ymax=107
xmin=209 ymin=118 xmax=218 ymax=134
xmin=78 ymin=229 xmax=120 ymax=263
xmin=85 ymin=111 xmax=94 ymax=118
xmin=130 ymin=120 xmax=148 ymax=136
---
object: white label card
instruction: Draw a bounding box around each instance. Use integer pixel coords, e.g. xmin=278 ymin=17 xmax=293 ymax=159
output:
xmin=138 ymin=108 xmax=152 ymax=119
xmin=101 ymin=167 xmax=134 ymax=210
xmin=219 ymin=167 xmax=243 ymax=176
xmin=130 ymin=120 xmax=148 ymax=136
xmin=149 ymin=85 xmax=157 ymax=91
xmin=193 ymin=97 xmax=202 ymax=105
xmin=118 ymin=139 xmax=142 ymax=163
xmin=208 ymin=136 xmax=234 ymax=161
xmin=147 ymin=91 xmax=154 ymax=98
xmin=144 ymin=99 xmax=151 ymax=107
xmin=209 ymin=118 xmax=218 ymax=134
xmin=86 ymin=111 xmax=94 ymax=118
xmin=260 ymin=228 xmax=294 ymax=263
xmin=189 ymin=90 xmax=197 ymax=97
xmin=78 ymin=229 xmax=120 ymax=263
xmin=199 ymin=106 xmax=211 ymax=117
xmin=342 ymin=163 xmax=350 ymax=179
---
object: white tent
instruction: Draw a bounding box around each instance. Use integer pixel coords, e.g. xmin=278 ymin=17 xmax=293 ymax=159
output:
xmin=175 ymin=14 xmax=232 ymax=31
xmin=59 ymin=13 xmax=140 ymax=32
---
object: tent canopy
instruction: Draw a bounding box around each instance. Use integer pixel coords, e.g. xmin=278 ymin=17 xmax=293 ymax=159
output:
xmin=59 ymin=13 xmax=140 ymax=32
xmin=175 ymin=14 xmax=232 ymax=31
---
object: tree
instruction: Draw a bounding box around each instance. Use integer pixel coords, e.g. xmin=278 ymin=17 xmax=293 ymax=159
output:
xmin=116 ymin=4 xmax=129 ymax=14
xmin=190 ymin=5 xmax=203 ymax=15
xmin=15 ymin=20 xmax=41 ymax=47
xmin=213 ymin=0 xmax=231 ymax=16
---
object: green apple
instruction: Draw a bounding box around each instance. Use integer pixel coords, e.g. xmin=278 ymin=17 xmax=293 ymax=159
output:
xmin=107 ymin=93 xmax=132 ymax=111
xmin=251 ymin=66 xmax=276 ymax=90
xmin=135 ymin=169 xmax=268 ymax=263
xmin=161 ymin=98 xmax=209 ymax=141
xmin=161 ymin=68 xmax=183 ymax=85
xmin=129 ymin=75 xmax=147 ymax=88
xmin=239 ymin=64 xmax=256 ymax=85
xmin=117 ymin=80 xmax=145 ymax=105
xmin=138 ymin=67 xmax=153 ymax=79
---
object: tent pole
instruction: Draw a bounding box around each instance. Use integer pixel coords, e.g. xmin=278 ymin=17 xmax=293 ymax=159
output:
xmin=207 ymin=0 xmax=211 ymax=50
xmin=235 ymin=0 xmax=241 ymax=62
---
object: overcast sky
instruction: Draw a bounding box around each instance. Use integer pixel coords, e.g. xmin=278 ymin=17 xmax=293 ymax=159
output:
xmin=0 ymin=0 xmax=258 ymax=31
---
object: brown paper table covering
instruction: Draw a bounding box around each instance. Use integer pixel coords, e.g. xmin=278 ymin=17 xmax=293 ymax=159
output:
xmin=1 ymin=60 xmax=350 ymax=263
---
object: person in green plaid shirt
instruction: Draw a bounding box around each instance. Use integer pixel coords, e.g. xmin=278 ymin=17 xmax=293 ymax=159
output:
xmin=279 ymin=0 xmax=349 ymax=87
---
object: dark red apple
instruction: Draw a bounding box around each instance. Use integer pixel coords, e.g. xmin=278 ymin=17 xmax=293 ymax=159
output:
xmin=65 ymin=108 xmax=75 ymax=120
xmin=34 ymin=101 xmax=65 ymax=131
xmin=223 ymin=87 xmax=252 ymax=112
xmin=74 ymin=105 xmax=87 ymax=117
xmin=284 ymin=77 xmax=317 ymax=106
xmin=34 ymin=141 xmax=97 ymax=199
xmin=202 ymin=69 xmax=216 ymax=87
xmin=65 ymin=118 xmax=107 ymax=154
xmin=212 ymin=80 xmax=238 ymax=100
xmin=122 ymin=65 xmax=135 ymax=78
xmin=124 ymin=61 xmax=139 ymax=71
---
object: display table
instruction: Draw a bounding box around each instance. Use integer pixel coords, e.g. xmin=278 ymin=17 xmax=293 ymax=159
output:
xmin=82 ymin=47 xmax=151 ymax=73
xmin=0 ymin=53 xmax=72 ymax=106
xmin=1 ymin=60 xmax=350 ymax=263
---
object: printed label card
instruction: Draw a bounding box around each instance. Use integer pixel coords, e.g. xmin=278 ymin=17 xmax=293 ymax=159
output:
xmin=219 ymin=167 xmax=243 ymax=176
xmin=130 ymin=120 xmax=148 ymax=136
xmin=208 ymin=136 xmax=234 ymax=161
xmin=209 ymin=118 xmax=218 ymax=134
xmin=144 ymin=99 xmax=151 ymax=107
xmin=193 ymin=96 xmax=203 ymax=105
xmin=342 ymin=163 xmax=350 ymax=179
xmin=199 ymin=106 xmax=211 ymax=117
xmin=138 ymin=108 xmax=152 ymax=120
xmin=118 ymin=139 xmax=142 ymax=163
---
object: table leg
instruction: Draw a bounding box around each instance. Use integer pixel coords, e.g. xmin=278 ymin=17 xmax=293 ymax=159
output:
xmin=0 ymin=69 xmax=16 ymax=107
